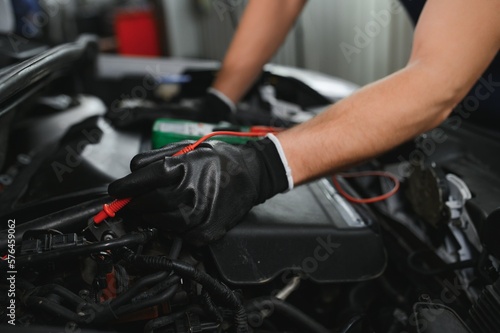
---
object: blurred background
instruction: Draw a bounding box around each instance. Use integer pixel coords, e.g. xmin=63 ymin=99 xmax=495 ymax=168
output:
xmin=2 ymin=0 xmax=414 ymax=86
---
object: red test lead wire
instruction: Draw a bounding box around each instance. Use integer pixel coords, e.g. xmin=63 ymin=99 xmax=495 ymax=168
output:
xmin=92 ymin=131 xmax=274 ymax=225
xmin=332 ymin=171 xmax=400 ymax=204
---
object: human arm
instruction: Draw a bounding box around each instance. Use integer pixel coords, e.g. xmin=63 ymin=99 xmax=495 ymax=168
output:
xmin=212 ymin=0 xmax=308 ymax=104
xmin=277 ymin=0 xmax=500 ymax=184
xmin=108 ymin=0 xmax=500 ymax=246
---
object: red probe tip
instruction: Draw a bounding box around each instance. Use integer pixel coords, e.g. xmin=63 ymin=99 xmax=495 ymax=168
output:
xmin=93 ymin=198 xmax=132 ymax=224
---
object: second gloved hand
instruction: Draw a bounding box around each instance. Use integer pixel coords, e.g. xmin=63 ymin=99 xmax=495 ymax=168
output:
xmin=108 ymin=135 xmax=292 ymax=246
xmin=199 ymin=88 xmax=236 ymax=123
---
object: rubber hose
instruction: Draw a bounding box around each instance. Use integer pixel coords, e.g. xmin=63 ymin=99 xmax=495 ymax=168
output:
xmin=131 ymin=254 xmax=248 ymax=333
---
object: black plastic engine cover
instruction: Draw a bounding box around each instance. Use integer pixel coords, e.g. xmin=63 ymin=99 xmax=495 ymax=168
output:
xmin=209 ymin=179 xmax=387 ymax=284
xmin=411 ymin=302 xmax=472 ymax=333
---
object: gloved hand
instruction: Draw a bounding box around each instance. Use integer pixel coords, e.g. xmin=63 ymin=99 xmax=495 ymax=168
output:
xmin=108 ymin=135 xmax=293 ymax=246
xmin=198 ymin=88 xmax=236 ymax=123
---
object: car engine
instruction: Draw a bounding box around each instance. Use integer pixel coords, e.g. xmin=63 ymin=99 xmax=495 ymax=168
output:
xmin=1 ymin=36 xmax=500 ymax=333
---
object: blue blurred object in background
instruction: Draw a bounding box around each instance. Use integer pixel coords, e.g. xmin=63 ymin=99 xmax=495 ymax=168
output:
xmin=11 ymin=0 xmax=43 ymax=38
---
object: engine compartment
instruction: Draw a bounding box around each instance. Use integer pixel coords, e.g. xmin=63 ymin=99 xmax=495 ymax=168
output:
xmin=1 ymin=37 xmax=500 ymax=333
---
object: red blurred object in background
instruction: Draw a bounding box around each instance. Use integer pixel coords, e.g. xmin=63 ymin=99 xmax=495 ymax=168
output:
xmin=115 ymin=10 xmax=161 ymax=56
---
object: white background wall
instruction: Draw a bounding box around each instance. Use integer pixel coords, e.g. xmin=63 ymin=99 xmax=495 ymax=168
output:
xmin=163 ymin=0 xmax=414 ymax=86
xmin=0 ymin=0 xmax=15 ymax=33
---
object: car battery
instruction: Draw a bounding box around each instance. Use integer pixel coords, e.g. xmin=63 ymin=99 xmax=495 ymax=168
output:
xmin=152 ymin=118 xmax=276 ymax=149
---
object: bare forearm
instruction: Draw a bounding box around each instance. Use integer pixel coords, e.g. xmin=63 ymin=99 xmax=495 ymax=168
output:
xmin=213 ymin=0 xmax=307 ymax=103
xmin=277 ymin=64 xmax=462 ymax=184
xmin=278 ymin=0 xmax=500 ymax=185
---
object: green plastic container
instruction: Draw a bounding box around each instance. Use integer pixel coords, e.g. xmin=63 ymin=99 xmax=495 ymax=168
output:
xmin=152 ymin=118 xmax=254 ymax=149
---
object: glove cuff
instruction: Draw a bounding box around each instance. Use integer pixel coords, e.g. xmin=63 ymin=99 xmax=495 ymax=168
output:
xmin=207 ymin=87 xmax=236 ymax=113
xmin=245 ymin=134 xmax=293 ymax=204
xmin=266 ymin=133 xmax=294 ymax=191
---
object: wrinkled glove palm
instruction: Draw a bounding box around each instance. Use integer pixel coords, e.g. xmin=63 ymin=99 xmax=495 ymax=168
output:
xmin=108 ymin=138 xmax=288 ymax=246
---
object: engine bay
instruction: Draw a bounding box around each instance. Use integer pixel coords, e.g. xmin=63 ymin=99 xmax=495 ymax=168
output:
xmin=1 ymin=36 xmax=500 ymax=333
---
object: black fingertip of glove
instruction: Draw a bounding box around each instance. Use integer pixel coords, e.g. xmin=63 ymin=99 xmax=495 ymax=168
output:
xmin=130 ymin=150 xmax=167 ymax=171
xmin=245 ymin=137 xmax=289 ymax=204
xmin=130 ymin=141 xmax=195 ymax=171
xmin=200 ymin=92 xmax=232 ymax=123
xmin=108 ymin=180 xmax=125 ymax=199
xmin=109 ymin=160 xmax=176 ymax=199
xmin=130 ymin=153 xmax=149 ymax=172
xmin=108 ymin=175 xmax=143 ymax=199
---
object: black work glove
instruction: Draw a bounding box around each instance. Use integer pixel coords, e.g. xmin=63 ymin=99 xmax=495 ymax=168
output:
xmin=198 ymin=88 xmax=236 ymax=123
xmin=108 ymin=137 xmax=290 ymax=246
